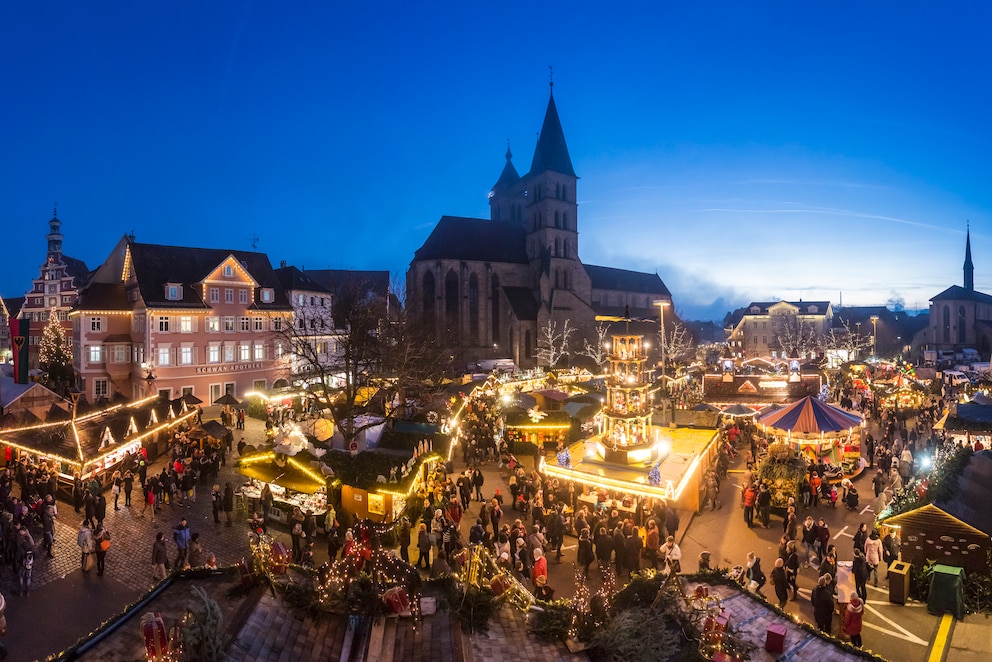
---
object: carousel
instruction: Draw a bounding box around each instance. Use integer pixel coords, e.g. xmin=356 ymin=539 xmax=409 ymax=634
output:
xmin=756 ymin=396 xmax=865 ymax=473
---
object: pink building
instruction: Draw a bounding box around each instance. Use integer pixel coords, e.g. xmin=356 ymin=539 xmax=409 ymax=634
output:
xmin=71 ymin=235 xmax=293 ymax=404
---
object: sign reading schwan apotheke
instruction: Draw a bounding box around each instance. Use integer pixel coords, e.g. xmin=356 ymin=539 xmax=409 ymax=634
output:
xmin=195 ymin=363 xmax=265 ymax=374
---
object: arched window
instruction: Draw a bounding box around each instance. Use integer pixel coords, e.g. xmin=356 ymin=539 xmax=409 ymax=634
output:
xmin=469 ymin=273 xmax=479 ymax=344
xmin=491 ymin=274 xmax=500 ymax=344
xmin=555 ymin=183 xmax=560 ymax=199
xmin=555 ymin=238 xmax=561 ymax=257
xmin=445 ymin=269 xmax=460 ymax=341
xmin=958 ymin=305 xmax=967 ymax=343
xmin=422 ymin=271 xmax=435 ymax=329
xmin=524 ymin=330 xmax=532 ymax=361
xmin=554 ymin=270 xmax=560 ymax=289
xmin=562 ymin=212 xmax=568 ymax=230
xmin=943 ymin=305 xmax=951 ymax=343
xmin=554 ymin=210 xmax=560 ymax=228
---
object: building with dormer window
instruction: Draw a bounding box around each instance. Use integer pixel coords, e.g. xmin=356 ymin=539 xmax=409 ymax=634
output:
xmin=71 ymin=235 xmax=293 ymax=403
xmin=725 ymin=300 xmax=833 ymax=360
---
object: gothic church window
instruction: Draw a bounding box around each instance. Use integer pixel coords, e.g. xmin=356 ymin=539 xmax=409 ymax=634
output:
xmin=958 ymin=305 xmax=966 ymax=343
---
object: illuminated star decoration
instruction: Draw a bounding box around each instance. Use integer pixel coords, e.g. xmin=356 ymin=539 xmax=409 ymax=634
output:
xmin=527 ymin=406 xmax=548 ymax=423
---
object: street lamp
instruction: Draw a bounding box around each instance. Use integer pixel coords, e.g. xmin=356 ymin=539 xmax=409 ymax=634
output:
xmin=870 ymin=315 xmax=879 ymax=360
xmin=654 ymin=300 xmax=670 ymax=384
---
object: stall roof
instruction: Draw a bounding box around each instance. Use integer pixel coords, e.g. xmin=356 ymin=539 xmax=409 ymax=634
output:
xmin=237 ymin=462 xmax=326 ymax=494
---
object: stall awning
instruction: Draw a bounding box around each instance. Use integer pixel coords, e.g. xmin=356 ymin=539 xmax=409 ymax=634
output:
xmin=237 ymin=463 xmax=325 ymax=494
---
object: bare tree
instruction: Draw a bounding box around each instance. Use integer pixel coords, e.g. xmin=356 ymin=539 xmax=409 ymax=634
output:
xmin=772 ymin=313 xmax=822 ymax=359
xmin=578 ymin=322 xmax=611 ymax=373
xmin=823 ymin=318 xmax=874 ymax=361
xmin=660 ymin=320 xmax=696 ymax=368
xmin=536 ymin=319 xmax=574 ymax=369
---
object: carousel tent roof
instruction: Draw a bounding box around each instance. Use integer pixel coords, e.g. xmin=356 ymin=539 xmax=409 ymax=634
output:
xmin=970 ymin=392 xmax=992 ymax=406
xmin=237 ymin=462 xmax=326 ymax=494
xmin=756 ymin=396 xmax=862 ymax=434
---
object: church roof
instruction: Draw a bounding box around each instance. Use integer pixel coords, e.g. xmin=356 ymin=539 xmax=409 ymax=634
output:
xmin=492 ymin=146 xmax=520 ymax=190
xmin=413 ymin=216 xmax=529 ymax=264
xmin=584 ymin=264 xmax=670 ymax=296
xmin=930 ymin=285 xmax=992 ymax=304
xmin=305 ymin=269 xmax=390 ymax=298
xmin=528 ymin=92 xmax=575 ymax=178
xmin=502 ymin=287 xmax=540 ymax=321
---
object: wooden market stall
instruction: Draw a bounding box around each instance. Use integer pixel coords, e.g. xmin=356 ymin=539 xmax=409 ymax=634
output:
xmin=877 ymin=450 xmax=992 ymax=575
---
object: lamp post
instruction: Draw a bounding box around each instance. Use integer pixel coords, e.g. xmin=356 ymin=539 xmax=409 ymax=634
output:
xmin=654 ymin=300 xmax=670 ymax=384
xmin=870 ymin=315 xmax=879 ymax=360
xmin=855 ymin=322 xmax=862 ymax=361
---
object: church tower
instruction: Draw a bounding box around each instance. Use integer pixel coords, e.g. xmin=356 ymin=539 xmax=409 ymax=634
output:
xmin=964 ymin=226 xmax=975 ymax=292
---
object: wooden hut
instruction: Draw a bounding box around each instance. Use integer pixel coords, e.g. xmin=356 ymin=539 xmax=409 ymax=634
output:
xmin=879 ymin=450 xmax=992 ymax=574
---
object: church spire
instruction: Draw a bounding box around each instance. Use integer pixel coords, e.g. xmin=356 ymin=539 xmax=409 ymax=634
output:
xmin=492 ymin=140 xmax=520 ymax=190
xmin=529 ymin=85 xmax=575 ymax=177
xmin=964 ymin=222 xmax=974 ymax=291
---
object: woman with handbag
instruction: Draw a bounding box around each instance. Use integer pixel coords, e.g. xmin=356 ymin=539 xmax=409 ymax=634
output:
xmin=93 ymin=524 xmax=110 ymax=577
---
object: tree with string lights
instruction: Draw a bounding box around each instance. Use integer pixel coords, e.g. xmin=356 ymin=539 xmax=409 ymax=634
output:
xmin=39 ymin=309 xmax=74 ymax=395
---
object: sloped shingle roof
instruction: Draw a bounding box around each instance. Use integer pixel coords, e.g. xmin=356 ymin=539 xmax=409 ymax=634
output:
xmin=585 ymin=265 xmax=670 ymax=296
xmin=413 ymin=216 xmax=528 ymax=264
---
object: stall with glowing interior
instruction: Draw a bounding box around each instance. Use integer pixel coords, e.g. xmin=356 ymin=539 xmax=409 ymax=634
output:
xmin=0 ymin=394 xmax=198 ymax=492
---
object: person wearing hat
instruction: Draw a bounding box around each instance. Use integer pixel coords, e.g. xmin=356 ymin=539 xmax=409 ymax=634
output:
xmin=843 ymin=595 xmax=864 ymax=647
xmin=534 ymin=573 xmax=554 ymax=601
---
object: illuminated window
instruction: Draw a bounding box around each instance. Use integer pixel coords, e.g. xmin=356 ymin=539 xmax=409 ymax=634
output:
xmin=208 ymin=345 xmax=220 ymax=363
xmin=260 ymin=289 xmax=273 ymax=303
xmin=206 ymin=317 xmax=220 ymax=332
xmin=180 ymin=346 xmax=193 ymax=365
xmin=224 ymin=344 xmax=235 ymax=362
xmin=239 ymin=344 xmax=250 ymax=361
xmin=180 ymin=316 xmax=193 ymax=333
xmin=157 ymin=347 xmax=170 ymax=366
xmin=253 ymin=344 xmax=264 ymax=360
xmin=88 ymin=346 xmax=104 ymax=363
xmin=112 ymin=345 xmax=128 ymax=363
xmin=223 ymin=317 xmax=235 ymax=332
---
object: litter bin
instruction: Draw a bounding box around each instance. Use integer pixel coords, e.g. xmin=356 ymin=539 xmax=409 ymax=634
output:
xmin=888 ymin=560 xmax=911 ymax=604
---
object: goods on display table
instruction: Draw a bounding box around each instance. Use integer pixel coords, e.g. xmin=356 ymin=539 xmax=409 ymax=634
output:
xmin=240 ymin=479 xmax=328 ymax=524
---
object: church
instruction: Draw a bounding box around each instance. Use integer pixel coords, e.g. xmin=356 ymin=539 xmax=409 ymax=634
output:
xmin=921 ymin=228 xmax=992 ymax=357
xmin=406 ymin=87 xmax=672 ymax=369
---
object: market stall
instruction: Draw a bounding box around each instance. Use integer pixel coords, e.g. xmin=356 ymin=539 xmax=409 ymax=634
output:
xmin=756 ymin=396 xmax=864 ymax=471
xmin=237 ymin=451 xmax=329 ymax=524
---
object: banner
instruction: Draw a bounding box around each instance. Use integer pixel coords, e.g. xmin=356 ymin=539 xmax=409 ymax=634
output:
xmin=9 ymin=318 xmax=29 ymax=384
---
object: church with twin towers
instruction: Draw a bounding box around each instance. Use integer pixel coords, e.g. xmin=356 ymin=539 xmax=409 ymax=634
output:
xmin=406 ymin=85 xmax=673 ymax=370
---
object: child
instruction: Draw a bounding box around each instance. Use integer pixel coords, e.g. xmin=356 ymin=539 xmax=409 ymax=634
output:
xmin=829 ymin=486 xmax=839 ymax=508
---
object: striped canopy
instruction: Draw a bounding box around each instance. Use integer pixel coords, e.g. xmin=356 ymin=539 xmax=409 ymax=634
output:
xmin=756 ymin=396 xmax=862 ymax=435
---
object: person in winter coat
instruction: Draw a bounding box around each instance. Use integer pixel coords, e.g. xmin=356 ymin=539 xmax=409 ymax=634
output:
xmin=815 ymin=518 xmax=830 ymax=559
xmin=784 ymin=541 xmax=800 ymax=600
xmin=741 ymin=483 xmax=757 ymax=528
xmin=577 ymin=528 xmax=595 ymax=579
xmin=644 ymin=520 xmax=661 ymax=569
xmin=852 ymin=548 xmax=870 ymax=602
xmin=745 ymin=552 xmax=766 ymax=596
xmin=843 ymin=595 xmax=865 ymax=647
xmin=93 ymin=524 xmax=110 ymax=576
xmin=661 ymin=536 xmax=682 ymax=573
xmin=151 ymin=532 xmax=169 ymax=581
xmin=77 ymin=523 xmax=95 ymax=571
xmin=531 ymin=546 xmax=548 ymax=587
xmin=664 ymin=504 xmax=680 ymax=539
xmin=853 ymin=522 xmax=869 ymax=555
xmin=595 ymin=527 xmax=614 ymax=571
xmin=771 ymin=557 xmax=790 ymax=608
xmin=811 ymin=574 xmax=835 ymax=633
xmin=416 ymin=523 xmax=431 ymax=570
xmin=864 ymin=529 xmax=884 ymax=586
xmin=801 ymin=516 xmax=818 ymax=567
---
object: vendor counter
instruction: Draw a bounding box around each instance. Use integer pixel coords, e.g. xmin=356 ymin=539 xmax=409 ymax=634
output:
xmin=577 ymin=493 xmax=637 ymax=518
xmin=240 ymin=482 xmax=327 ymax=524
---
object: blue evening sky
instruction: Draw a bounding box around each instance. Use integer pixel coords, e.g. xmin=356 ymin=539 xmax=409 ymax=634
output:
xmin=2 ymin=2 xmax=990 ymax=321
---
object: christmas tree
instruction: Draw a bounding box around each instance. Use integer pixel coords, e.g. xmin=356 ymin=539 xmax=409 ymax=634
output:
xmin=39 ymin=309 xmax=74 ymax=394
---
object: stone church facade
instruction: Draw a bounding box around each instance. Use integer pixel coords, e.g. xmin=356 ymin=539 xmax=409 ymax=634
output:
xmin=406 ymin=88 xmax=672 ymax=369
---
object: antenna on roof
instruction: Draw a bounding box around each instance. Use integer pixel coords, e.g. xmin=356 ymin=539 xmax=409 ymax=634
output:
xmin=250 ymin=233 xmax=260 ymax=250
